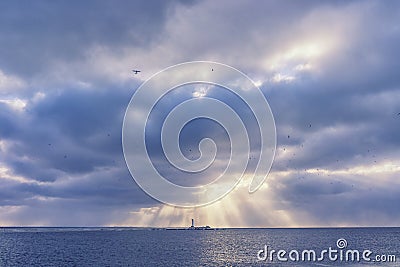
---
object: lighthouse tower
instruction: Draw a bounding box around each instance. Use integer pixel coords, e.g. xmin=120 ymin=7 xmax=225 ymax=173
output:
xmin=191 ymin=218 xmax=194 ymax=228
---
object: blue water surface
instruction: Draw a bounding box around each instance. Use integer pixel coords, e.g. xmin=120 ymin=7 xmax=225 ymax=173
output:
xmin=0 ymin=227 xmax=399 ymax=266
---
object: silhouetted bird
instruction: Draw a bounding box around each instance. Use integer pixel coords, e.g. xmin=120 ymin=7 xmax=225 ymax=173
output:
xmin=132 ymin=70 xmax=141 ymax=74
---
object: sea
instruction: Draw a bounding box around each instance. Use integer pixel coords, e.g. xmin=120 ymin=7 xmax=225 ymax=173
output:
xmin=0 ymin=227 xmax=399 ymax=266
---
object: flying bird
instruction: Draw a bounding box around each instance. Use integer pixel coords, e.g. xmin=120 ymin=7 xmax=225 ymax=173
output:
xmin=132 ymin=69 xmax=141 ymax=74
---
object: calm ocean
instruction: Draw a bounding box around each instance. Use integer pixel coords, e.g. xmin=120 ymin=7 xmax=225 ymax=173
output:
xmin=0 ymin=227 xmax=399 ymax=266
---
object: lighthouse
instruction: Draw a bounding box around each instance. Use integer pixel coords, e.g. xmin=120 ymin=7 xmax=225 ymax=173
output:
xmin=191 ymin=218 xmax=194 ymax=228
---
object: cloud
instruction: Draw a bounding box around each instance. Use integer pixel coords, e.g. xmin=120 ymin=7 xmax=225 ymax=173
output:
xmin=0 ymin=0 xmax=195 ymax=77
xmin=0 ymin=0 xmax=400 ymax=226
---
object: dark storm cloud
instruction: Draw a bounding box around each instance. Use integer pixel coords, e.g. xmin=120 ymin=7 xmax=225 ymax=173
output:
xmin=0 ymin=78 xmax=161 ymax=226
xmin=1 ymin=86 xmax=131 ymax=179
xmin=0 ymin=168 xmax=154 ymax=206
xmin=268 ymin=172 xmax=400 ymax=226
xmin=0 ymin=0 xmax=193 ymax=77
xmin=0 ymin=103 xmax=18 ymax=138
xmin=269 ymin=81 xmax=400 ymax=171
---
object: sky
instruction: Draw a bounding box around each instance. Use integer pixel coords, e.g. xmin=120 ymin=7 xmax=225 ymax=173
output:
xmin=0 ymin=0 xmax=399 ymax=227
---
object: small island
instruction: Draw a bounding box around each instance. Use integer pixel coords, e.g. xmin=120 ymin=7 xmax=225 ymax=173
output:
xmin=165 ymin=219 xmax=219 ymax=230
xmin=187 ymin=219 xmax=211 ymax=230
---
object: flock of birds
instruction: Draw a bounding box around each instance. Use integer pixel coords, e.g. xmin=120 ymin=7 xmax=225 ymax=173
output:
xmin=52 ymin=67 xmax=400 ymax=172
